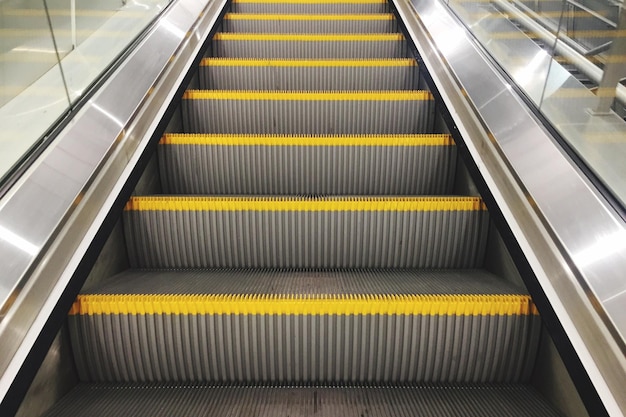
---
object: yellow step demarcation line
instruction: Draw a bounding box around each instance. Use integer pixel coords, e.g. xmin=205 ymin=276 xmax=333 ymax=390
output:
xmin=200 ymin=58 xmax=415 ymax=67
xmin=213 ymin=33 xmax=403 ymax=41
xmin=69 ymin=293 xmax=539 ymax=316
xmin=223 ymin=13 xmax=395 ymax=20
xmin=160 ymin=133 xmax=453 ymax=146
xmin=233 ymin=0 xmax=387 ymax=4
xmin=183 ymin=90 xmax=432 ymax=101
xmin=124 ymin=196 xmax=487 ymax=212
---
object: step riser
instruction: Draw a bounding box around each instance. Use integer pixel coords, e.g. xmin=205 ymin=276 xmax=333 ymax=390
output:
xmin=231 ymin=4 xmax=390 ymax=14
xmin=222 ymin=19 xmax=398 ymax=33
xmin=124 ymin=209 xmax=489 ymax=269
xmin=69 ymin=313 xmax=539 ymax=383
xmin=158 ymin=143 xmax=456 ymax=195
xmin=199 ymin=64 xmax=419 ymax=90
xmin=212 ymin=39 xmax=408 ymax=58
xmin=182 ymin=98 xmax=434 ymax=134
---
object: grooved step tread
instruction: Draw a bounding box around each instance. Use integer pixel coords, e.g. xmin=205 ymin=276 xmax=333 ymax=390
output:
xmin=43 ymin=384 xmax=562 ymax=417
xmin=159 ymin=133 xmax=452 ymax=146
xmin=200 ymin=58 xmax=416 ymax=66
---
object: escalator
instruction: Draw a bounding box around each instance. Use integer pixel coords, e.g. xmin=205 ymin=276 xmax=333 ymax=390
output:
xmin=15 ymin=0 xmax=583 ymax=415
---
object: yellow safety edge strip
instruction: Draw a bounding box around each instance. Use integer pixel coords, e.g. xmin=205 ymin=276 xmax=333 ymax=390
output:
xmin=200 ymin=58 xmax=415 ymax=67
xmin=124 ymin=196 xmax=486 ymax=212
xmin=183 ymin=90 xmax=432 ymax=101
xmin=213 ymin=33 xmax=404 ymax=41
xmin=160 ymin=133 xmax=453 ymax=146
xmin=69 ymin=294 xmax=539 ymax=316
xmin=224 ymin=13 xmax=394 ymax=20
xmin=233 ymin=0 xmax=387 ymax=4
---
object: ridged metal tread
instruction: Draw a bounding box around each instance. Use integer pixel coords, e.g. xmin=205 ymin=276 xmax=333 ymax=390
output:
xmin=123 ymin=197 xmax=489 ymax=269
xmin=78 ymin=269 xmax=530 ymax=296
xmin=43 ymin=384 xmax=563 ymax=417
xmin=158 ymin=134 xmax=455 ymax=195
xmin=182 ymin=91 xmax=434 ymax=134
xmin=230 ymin=3 xmax=391 ymax=14
xmin=211 ymin=36 xmax=409 ymax=58
xmin=199 ymin=59 xmax=419 ymax=90
xmin=69 ymin=268 xmax=539 ymax=383
xmin=222 ymin=15 xmax=399 ymax=33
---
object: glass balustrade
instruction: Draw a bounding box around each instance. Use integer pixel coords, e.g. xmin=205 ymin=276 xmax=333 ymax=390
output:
xmin=0 ymin=0 xmax=171 ymax=186
xmin=445 ymin=0 xmax=626 ymax=208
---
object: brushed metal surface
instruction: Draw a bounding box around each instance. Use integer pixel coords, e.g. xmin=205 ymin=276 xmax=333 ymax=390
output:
xmin=0 ymin=0 xmax=227 ymax=406
xmin=393 ymin=0 xmax=626 ymax=414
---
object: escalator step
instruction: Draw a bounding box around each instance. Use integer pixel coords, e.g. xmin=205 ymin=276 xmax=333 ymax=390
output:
xmin=123 ymin=196 xmax=488 ymax=269
xmin=231 ymin=0 xmax=390 ymax=14
xmin=69 ymin=269 xmax=539 ymax=383
xmin=222 ymin=13 xmax=399 ymax=33
xmin=43 ymin=384 xmax=562 ymax=417
xmin=182 ymin=90 xmax=434 ymax=134
xmin=199 ymin=58 xmax=419 ymax=90
xmin=212 ymin=33 xmax=408 ymax=58
xmin=158 ymin=134 xmax=455 ymax=195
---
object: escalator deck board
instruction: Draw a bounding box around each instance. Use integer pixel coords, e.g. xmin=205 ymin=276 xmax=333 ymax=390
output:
xmin=43 ymin=384 xmax=562 ymax=417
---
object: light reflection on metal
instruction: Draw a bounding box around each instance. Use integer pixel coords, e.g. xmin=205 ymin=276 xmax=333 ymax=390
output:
xmin=0 ymin=225 xmax=39 ymax=257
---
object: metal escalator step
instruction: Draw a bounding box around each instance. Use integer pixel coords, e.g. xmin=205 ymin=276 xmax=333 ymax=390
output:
xmin=222 ymin=14 xmax=398 ymax=33
xmin=43 ymin=384 xmax=562 ymax=417
xmin=69 ymin=269 xmax=540 ymax=383
xmin=182 ymin=90 xmax=434 ymax=134
xmin=123 ymin=196 xmax=488 ymax=269
xmin=231 ymin=0 xmax=390 ymax=14
xmin=199 ymin=58 xmax=419 ymax=90
xmin=158 ymin=134 xmax=455 ymax=195
xmin=212 ymin=33 xmax=408 ymax=58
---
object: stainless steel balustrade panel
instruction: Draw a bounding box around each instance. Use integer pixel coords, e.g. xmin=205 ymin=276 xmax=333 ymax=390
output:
xmin=158 ymin=141 xmax=455 ymax=195
xmin=43 ymin=384 xmax=563 ymax=417
xmin=182 ymin=98 xmax=434 ymax=134
xmin=123 ymin=208 xmax=488 ymax=269
xmin=231 ymin=3 xmax=390 ymax=14
xmin=199 ymin=64 xmax=419 ymax=90
xmin=222 ymin=19 xmax=398 ymax=33
xmin=211 ymin=39 xmax=409 ymax=58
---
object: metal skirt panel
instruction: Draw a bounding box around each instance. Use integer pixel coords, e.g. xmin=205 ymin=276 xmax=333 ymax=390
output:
xmin=199 ymin=64 xmax=419 ymax=90
xmin=123 ymin=209 xmax=489 ymax=269
xmin=43 ymin=384 xmax=563 ymax=417
xmin=221 ymin=19 xmax=398 ymax=33
xmin=230 ymin=4 xmax=391 ymax=14
xmin=182 ymin=98 xmax=434 ymax=134
xmin=69 ymin=313 xmax=540 ymax=383
xmin=158 ymin=143 xmax=455 ymax=195
xmin=211 ymin=39 xmax=409 ymax=58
